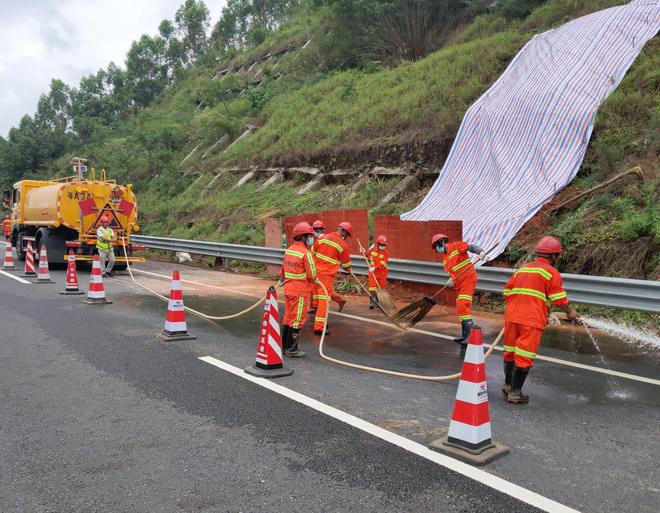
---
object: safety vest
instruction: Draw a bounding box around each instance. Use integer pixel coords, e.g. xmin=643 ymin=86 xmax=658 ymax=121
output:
xmin=503 ymin=257 xmax=568 ymax=329
xmin=96 ymin=227 xmax=114 ymax=252
xmin=313 ymin=232 xmax=351 ymax=276
xmin=280 ymin=241 xmax=317 ymax=296
xmin=443 ymin=241 xmax=477 ymax=283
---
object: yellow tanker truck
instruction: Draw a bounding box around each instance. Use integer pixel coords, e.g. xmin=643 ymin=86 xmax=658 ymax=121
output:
xmin=4 ymin=158 xmax=145 ymax=265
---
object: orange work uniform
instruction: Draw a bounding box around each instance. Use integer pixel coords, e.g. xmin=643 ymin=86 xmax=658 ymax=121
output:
xmin=367 ymin=243 xmax=388 ymax=291
xmin=313 ymin=232 xmax=351 ymax=331
xmin=503 ymin=257 xmax=568 ymax=368
xmin=280 ymin=241 xmax=317 ymax=329
xmin=2 ymin=218 xmax=11 ymax=238
xmin=444 ymin=241 xmax=478 ymax=323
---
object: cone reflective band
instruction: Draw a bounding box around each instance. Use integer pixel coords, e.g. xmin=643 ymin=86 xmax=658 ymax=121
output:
xmin=82 ymin=254 xmax=112 ymax=304
xmin=34 ymin=245 xmax=54 ymax=282
xmin=24 ymin=242 xmax=36 ymax=275
xmin=164 ymin=271 xmax=188 ymax=335
xmin=245 ymin=287 xmax=291 ymax=378
xmin=447 ymin=327 xmax=492 ymax=450
xmin=3 ymin=243 xmax=15 ymax=269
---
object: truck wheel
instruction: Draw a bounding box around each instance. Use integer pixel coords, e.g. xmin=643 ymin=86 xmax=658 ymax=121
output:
xmin=36 ymin=228 xmax=67 ymax=267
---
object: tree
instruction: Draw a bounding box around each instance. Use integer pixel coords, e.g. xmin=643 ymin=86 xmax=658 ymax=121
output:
xmin=125 ymin=35 xmax=169 ymax=107
xmin=175 ymin=0 xmax=211 ymax=63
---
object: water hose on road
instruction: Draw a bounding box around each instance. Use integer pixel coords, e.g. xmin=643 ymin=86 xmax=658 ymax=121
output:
xmin=121 ymin=240 xmax=265 ymax=321
xmin=315 ymin=280 xmax=504 ymax=381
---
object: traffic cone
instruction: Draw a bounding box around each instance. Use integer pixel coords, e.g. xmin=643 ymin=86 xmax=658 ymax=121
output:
xmin=3 ymin=242 xmax=15 ymax=269
xmin=157 ymin=271 xmax=196 ymax=341
xmin=33 ymin=244 xmax=55 ymax=283
xmin=22 ymin=242 xmax=36 ymax=276
xmin=60 ymin=251 xmax=84 ymax=295
xmin=429 ymin=326 xmax=509 ymax=465
xmin=82 ymin=254 xmax=112 ymax=304
xmin=245 ymin=286 xmax=292 ymax=378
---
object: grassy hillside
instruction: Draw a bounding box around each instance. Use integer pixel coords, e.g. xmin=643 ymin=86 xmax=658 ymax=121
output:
xmin=4 ymin=0 xmax=657 ymax=279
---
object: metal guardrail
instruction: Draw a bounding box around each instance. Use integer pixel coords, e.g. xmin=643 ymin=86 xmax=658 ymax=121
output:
xmin=132 ymin=235 xmax=660 ymax=313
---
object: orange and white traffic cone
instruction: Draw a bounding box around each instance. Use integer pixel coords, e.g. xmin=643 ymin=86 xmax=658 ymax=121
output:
xmin=158 ymin=271 xmax=196 ymax=341
xmin=82 ymin=254 xmax=112 ymax=304
xmin=3 ymin=241 xmax=15 ymax=269
xmin=245 ymin=286 xmax=292 ymax=378
xmin=22 ymin=242 xmax=36 ymax=276
xmin=60 ymin=251 xmax=85 ymax=295
xmin=429 ymin=326 xmax=509 ymax=465
xmin=33 ymin=244 xmax=55 ymax=283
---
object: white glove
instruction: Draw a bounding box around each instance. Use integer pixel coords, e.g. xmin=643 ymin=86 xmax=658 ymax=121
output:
xmin=446 ymin=278 xmax=454 ymax=288
xmin=369 ymin=266 xmax=375 ymax=272
xmin=479 ymin=251 xmax=488 ymax=262
xmin=314 ymin=278 xmax=322 ymax=285
xmin=547 ymin=313 xmax=561 ymax=325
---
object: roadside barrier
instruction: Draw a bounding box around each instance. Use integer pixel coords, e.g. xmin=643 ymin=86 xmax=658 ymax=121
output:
xmin=245 ymin=286 xmax=292 ymax=378
xmin=3 ymin=242 xmax=15 ymax=269
xmin=22 ymin=242 xmax=36 ymax=276
xmin=158 ymin=271 xmax=196 ymax=341
xmin=33 ymin=245 xmax=55 ymax=284
xmin=82 ymin=255 xmax=112 ymax=305
xmin=60 ymin=251 xmax=84 ymax=295
xmin=429 ymin=326 xmax=509 ymax=465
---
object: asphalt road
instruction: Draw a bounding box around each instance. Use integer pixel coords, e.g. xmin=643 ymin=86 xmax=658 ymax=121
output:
xmin=0 ymin=262 xmax=658 ymax=513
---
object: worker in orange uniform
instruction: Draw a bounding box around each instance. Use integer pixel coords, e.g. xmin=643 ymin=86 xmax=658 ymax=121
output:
xmin=432 ymin=234 xmax=488 ymax=346
xmin=502 ymin=235 xmax=579 ymax=403
xmin=278 ymin=222 xmax=318 ymax=357
xmin=313 ymin=222 xmax=353 ymax=335
xmin=2 ymin=214 xmax=11 ymax=241
xmin=364 ymin=235 xmax=389 ymax=309
xmin=308 ymin=220 xmax=326 ymax=313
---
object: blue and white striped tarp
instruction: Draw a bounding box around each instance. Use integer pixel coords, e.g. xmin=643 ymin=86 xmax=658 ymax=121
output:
xmin=402 ymin=0 xmax=659 ymax=261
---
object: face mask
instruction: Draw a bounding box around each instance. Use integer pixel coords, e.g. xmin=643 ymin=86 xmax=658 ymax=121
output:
xmin=314 ymin=231 xmax=322 ymax=238
xmin=435 ymin=245 xmax=445 ymax=253
xmin=378 ymin=244 xmax=386 ymax=250
xmin=306 ymin=235 xmax=315 ymax=247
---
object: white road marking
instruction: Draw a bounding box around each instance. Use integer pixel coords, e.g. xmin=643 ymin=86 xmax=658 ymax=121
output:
xmin=0 ymin=270 xmax=31 ymax=284
xmin=200 ymin=355 xmax=580 ymax=513
xmin=134 ymin=267 xmax=660 ymax=387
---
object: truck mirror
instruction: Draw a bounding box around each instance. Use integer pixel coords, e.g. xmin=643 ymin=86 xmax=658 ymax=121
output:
xmin=2 ymin=191 xmax=9 ymax=209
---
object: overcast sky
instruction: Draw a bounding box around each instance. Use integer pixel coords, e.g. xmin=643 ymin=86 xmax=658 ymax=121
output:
xmin=0 ymin=0 xmax=225 ymax=137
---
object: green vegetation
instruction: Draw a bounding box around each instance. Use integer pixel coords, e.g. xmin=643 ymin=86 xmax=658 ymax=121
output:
xmin=0 ymin=0 xmax=657 ymax=280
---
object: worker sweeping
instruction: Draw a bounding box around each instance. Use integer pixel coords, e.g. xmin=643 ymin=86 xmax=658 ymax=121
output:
xmin=364 ymin=236 xmax=389 ymax=309
xmin=431 ymin=234 xmax=488 ymax=345
xmin=2 ymin=214 xmax=11 ymax=241
xmin=313 ymin=222 xmax=353 ymax=335
xmin=278 ymin=222 xmax=318 ymax=357
xmin=502 ymin=235 xmax=579 ymax=404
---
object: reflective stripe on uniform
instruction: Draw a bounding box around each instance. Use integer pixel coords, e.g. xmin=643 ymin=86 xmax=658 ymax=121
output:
xmin=448 ymin=250 xmax=459 ymax=258
xmin=503 ymin=287 xmax=547 ymax=301
xmin=459 ymin=314 xmax=473 ymax=320
xmin=306 ymin=252 xmax=317 ymax=275
xmin=515 ymin=347 xmax=537 ymax=359
xmin=451 ymin=258 xmax=472 ymax=272
xmin=516 ymin=267 xmax=552 ymax=280
xmin=285 ymin=249 xmax=305 ymax=258
xmin=549 ymin=291 xmax=567 ymax=301
xmin=502 ymin=344 xmax=516 ymax=353
xmin=457 ymin=294 xmax=472 ymax=302
xmin=314 ymin=316 xmax=325 ymax=323
xmin=319 ymin=238 xmax=343 ymax=252
xmin=284 ymin=271 xmax=307 ymax=280
xmin=341 ymin=262 xmax=351 ymax=268
xmin=315 ymin=253 xmax=340 ymax=265
xmin=315 ymin=295 xmax=329 ymax=300
xmin=293 ymin=297 xmax=305 ymax=328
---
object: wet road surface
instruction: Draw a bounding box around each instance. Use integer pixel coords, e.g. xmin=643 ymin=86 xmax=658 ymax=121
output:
xmin=1 ymin=260 xmax=658 ymax=513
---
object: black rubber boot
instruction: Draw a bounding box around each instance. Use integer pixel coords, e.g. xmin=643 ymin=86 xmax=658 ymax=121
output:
xmin=502 ymin=360 xmax=515 ymax=396
xmin=285 ymin=328 xmax=307 ymax=357
xmin=507 ymin=366 xmax=530 ymax=404
xmin=453 ymin=319 xmax=473 ymax=346
xmin=314 ymin=324 xmax=330 ymax=336
xmin=281 ymin=324 xmax=291 ymax=351
xmin=369 ymin=292 xmax=377 ymax=309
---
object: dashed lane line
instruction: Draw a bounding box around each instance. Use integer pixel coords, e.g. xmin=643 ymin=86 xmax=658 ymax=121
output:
xmin=200 ymin=355 xmax=581 ymax=513
xmin=0 ymin=270 xmax=32 ymax=284
xmin=128 ymin=268 xmax=660 ymax=387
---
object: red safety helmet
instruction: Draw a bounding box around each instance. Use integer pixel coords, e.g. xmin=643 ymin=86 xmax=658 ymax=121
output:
xmin=431 ymin=233 xmax=449 ymax=249
xmin=312 ymin=220 xmax=325 ymax=230
xmin=535 ymin=235 xmax=563 ymax=255
xmin=376 ymin=235 xmax=387 ymax=245
xmin=100 ymin=215 xmax=110 ymax=223
xmin=338 ymin=221 xmax=354 ymax=237
xmin=292 ymin=221 xmax=314 ymax=238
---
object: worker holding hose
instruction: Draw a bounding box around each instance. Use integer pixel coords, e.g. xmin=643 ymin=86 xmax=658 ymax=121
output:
xmin=502 ymin=235 xmax=579 ymax=404
xmin=312 ymin=222 xmax=353 ymax=335
xmin=309 ymin=219 xmax=346 ymax=314
xmin=278 ymin=222 xmax=318 ymax=357
xmin=364 ymin=236 xmax=389 ymax=309
xmin=431 ymin=234 xmax=488 ymax=346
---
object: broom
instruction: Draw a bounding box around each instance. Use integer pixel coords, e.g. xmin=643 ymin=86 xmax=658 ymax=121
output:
xmin=357 ymin=239 xmax=398 ymax=317
xmin=392 ymin=243 xmax=499 ymax=329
